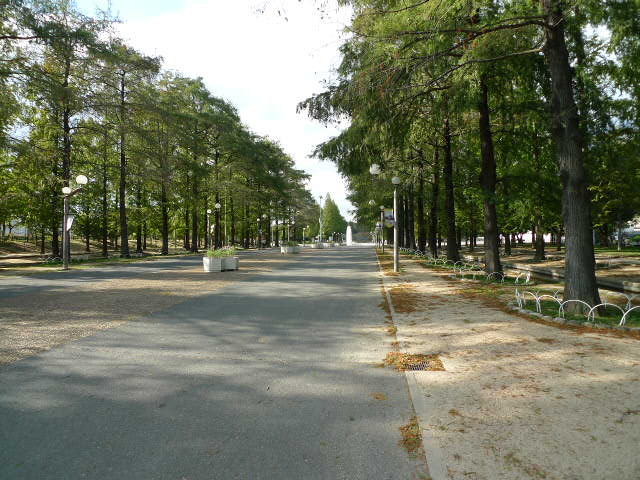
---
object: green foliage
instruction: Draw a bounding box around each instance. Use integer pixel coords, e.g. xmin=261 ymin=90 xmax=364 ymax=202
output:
xmin=206 ymin=247 xmax=236 ymax=257
xmin=0 ymin=1 xmax=315 ymax=255
xmin=322 ymin=194 xmax=347 ymax=236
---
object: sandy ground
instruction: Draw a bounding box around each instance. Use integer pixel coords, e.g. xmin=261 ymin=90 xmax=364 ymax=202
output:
xmin=0 ymin=254 xmax=288 ymax=367
xmin=382 ymin=256 xmax=640 ymax=480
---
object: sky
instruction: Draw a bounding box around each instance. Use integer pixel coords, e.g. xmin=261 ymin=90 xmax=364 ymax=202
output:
xmin=76 ymin=0 xmax=354 ymax=219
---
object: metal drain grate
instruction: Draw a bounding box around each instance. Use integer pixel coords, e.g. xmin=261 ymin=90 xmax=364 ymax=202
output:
xmin=406 ymin=361 xmax=435 ymax=371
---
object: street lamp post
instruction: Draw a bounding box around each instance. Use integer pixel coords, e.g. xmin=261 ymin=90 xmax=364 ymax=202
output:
xmin=369 ymin=164 xmax=386 ymax=253
xmin=392 ymin=176 xmax=401 ymax=273
xmin=379 ymin=206 xmax=385 ymax=253
xmin=368 ymin=199 xmax=377 ymax=246
xmin=62 ymin=174 xmax=89 ymax=270
xmin=257 ymin=217 xmax=263 ymax=249
xmin=214 ymin=202 xmax=221 ymax=247
xmin=206 ymin=209 xmax=212 ymax=249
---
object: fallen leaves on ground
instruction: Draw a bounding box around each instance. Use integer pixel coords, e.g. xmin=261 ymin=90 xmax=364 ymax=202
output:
xmin=399 ymin=416 xmax=423 ymax=457
xmin=383 ymin=351 xmax=445 ymax=371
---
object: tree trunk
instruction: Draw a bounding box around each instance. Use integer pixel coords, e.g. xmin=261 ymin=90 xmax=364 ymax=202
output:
xmin=478 ymin=78 xmax=502 ymax=273
xmin=230 ymin=197 xmax=236 ymax=246
xmin=101 ymin=147 xmax=108 ymax=257
xmin=51 ymin=158 xmax=61 ymax=257
xmin=429 ymin=149 xmax=440 ymax=257
xmin=136 ymin=184 xmax=143 ymax=253
xmin=243 ymin=203 xmax=250 ymax=249
xmin=417 ymin=166 xmax=427 ymax=252
xmin=542 ymin=0 xmax=600 ymax=307
xmin=190 ymin=177 xmax=199 ymax=253
xmin=443 ymin=113 xmax=459 ymax=261
xmin=504 ymin=232 xmax=512 ymax=256
xmin=40 ymin=226 xmax=45 ymax=254
xmin=143 ymin=222 xmax=147 ymax=250
xmin=119 ymin=72 xmax=130 ymax=258
xmin=161 ymin=182 xmax=169 ymax=255
xmin=184 ymin=209 xmax=190 ymax=250
xmin=534 ymin=224 xmax=546 ymax=261
xmin=556 ymin=228 xmax=563 ymax=250
xmin=397 ymin=193 xmax=405 ymax=249
xmin=407 ymin=187 xmax=416 ymax=249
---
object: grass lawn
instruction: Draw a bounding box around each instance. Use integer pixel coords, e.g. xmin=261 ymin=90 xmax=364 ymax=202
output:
xmin=595 ymin=246 xmax=640 ymax=257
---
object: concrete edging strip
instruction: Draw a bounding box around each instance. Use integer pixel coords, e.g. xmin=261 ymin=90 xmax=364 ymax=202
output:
xmin=375 ymin=252 xmax=447 ymax=480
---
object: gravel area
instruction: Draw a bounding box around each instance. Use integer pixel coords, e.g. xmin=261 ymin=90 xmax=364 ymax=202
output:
xmin=0 ymin=254 xmax=287 ymax=367
xmin=382 ymin=256 xmax=640 ymax=480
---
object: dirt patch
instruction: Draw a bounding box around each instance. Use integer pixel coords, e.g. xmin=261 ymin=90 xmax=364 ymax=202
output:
xmin=371 ymin=392 xmax=387 ymax=401
xmin=383 ymin=352 xmax=445 ymax=372
xmin=384 ymin=255 xmax=640 ymax=479
xmin=0 ymin=255 xmax=280 ymax=367
xmin=389 ymin=283 xmax=422 ymax=313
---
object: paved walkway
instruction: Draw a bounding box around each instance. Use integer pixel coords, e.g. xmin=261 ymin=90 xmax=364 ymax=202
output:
xmin=0 ymin=248 xmax=427 ymax=479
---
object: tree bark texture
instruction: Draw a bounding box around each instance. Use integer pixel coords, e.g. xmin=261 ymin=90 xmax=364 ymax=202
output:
xmin=190 ymin=177 xmax=199 ymax=253
xmin=417 ymin=167 xmax=427 ymax=252
xmin=118 ymin=72 xmax=130 ymax=258
xmin=478 ymin=78 xmax=503 ymax=273
xmin=534 ymin=224 xmax=546 ymax=261
xmin=136 ymin=184 xmax=143 ymax=253
xmin=542 ymin=0 xmax=600 ymax=307
xmin=429 ymin=149 xmax=440 ymax=258
xmin=443 ymin=114 xmax=460 ymax=261
xmin=101 ymin=144 xmax=108 ymax=257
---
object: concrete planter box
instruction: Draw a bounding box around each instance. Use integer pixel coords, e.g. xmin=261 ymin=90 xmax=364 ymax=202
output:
xmin=310 ymin=243 xmax=324 ymax=249
xmin=203 ymin=257 xmax=223 ymax=272
xmin=281 ymin=246 xmax=300 ymax=254
xmin=222 ymin=256 xmax=239 ymax=271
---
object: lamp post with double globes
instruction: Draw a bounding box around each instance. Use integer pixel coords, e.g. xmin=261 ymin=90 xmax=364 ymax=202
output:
xmin=62 ymin=174 xmax=89 ymax=270
xmin=392 ymin=175 xmax=401 ymax=273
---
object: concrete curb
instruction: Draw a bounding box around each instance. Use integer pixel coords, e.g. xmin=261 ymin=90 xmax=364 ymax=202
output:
xmin=375 ymin=252 xmax=446 ymax=480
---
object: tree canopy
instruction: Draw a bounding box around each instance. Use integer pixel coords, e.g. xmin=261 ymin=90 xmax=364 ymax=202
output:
xmin=1 ymin=0 xmax=319 ymax=255
xmin=299 ymin=0 xmax=640 ymax=308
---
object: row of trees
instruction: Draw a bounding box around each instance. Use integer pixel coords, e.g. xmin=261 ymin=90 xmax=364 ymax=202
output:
xmin=300 ymin=0 xmax=640 ymax=307
xmin=1 ymin=0 xmax=320 ymax=256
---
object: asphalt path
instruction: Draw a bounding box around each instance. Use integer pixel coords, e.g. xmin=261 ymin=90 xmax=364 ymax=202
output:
xmin=0 ymin=247 xmax=427 ymax=479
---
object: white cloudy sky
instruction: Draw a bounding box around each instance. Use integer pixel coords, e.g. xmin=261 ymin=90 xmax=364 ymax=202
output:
xmin=77 ymin=0 xmax=354 ymax=218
